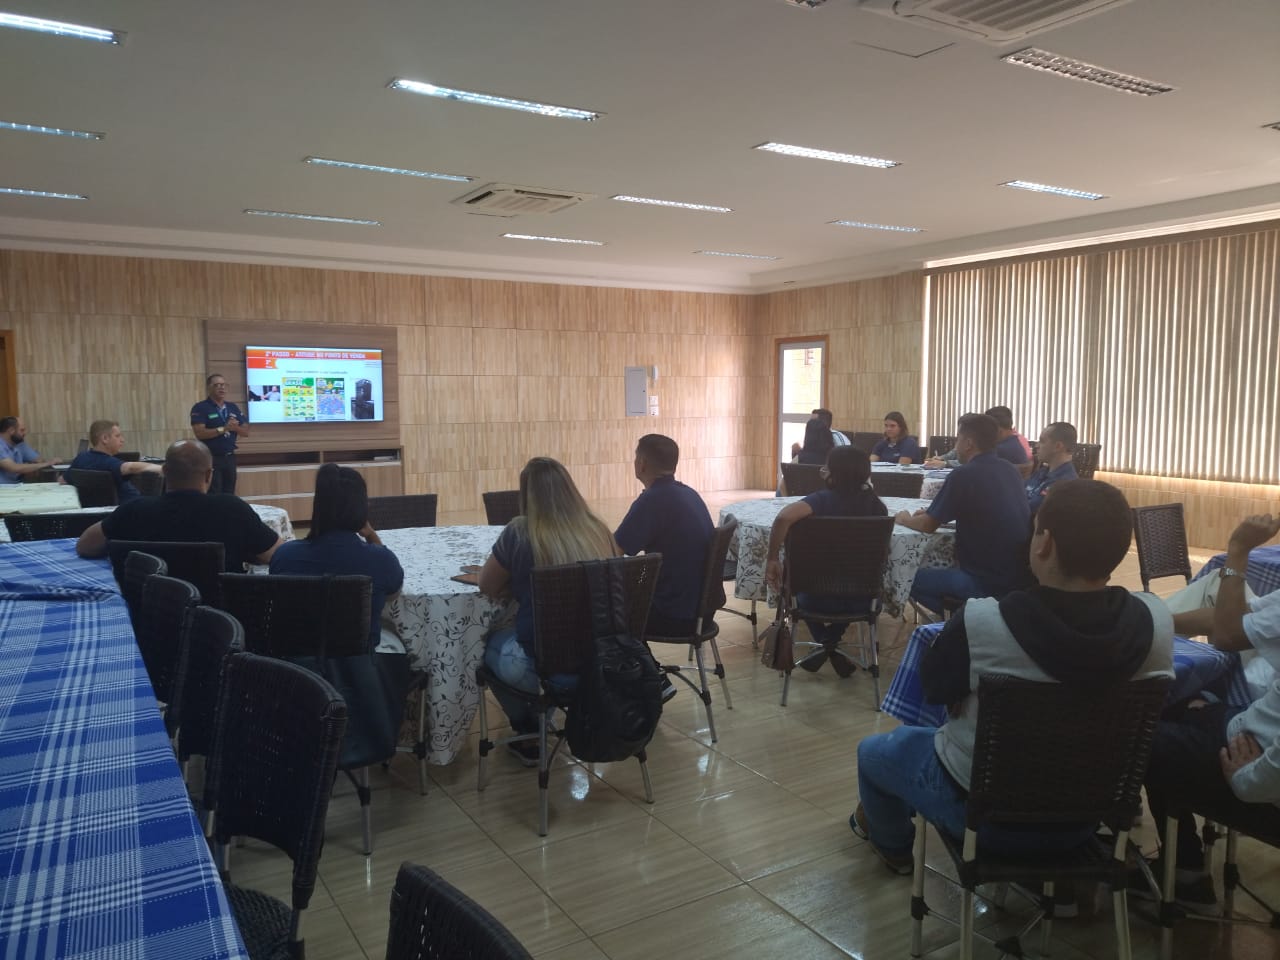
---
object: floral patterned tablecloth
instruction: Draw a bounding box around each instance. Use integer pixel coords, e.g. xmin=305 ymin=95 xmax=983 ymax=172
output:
xmin=0 ymin=502 xmax=294 ymax=543
xmin=378 ymin=525 xmax=513 ymax=765
xmin=717 ymin=496 xmax=956 ymax=617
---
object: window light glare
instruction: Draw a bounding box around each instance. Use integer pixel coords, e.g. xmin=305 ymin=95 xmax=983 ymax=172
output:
xmin=611 ymin=195 xmax=732 ymax=213
xmin=0 ymin=185 xmax=87 ymax=200
xmin=389 ymin=78 xmax=601 ymax=122
xmin=501 ymin=233 xmax=605 ymax=246
xmin=0 ymin=12 xmax=121 ymax=43
xmin=754 ymin=142 xmax=899 ymax=169
xmin=0 ymin=120 xmax=104 ymax=140
xmin=243 ymin=208 xmax=381 ymax=226
xmin=1002 ymin=180 xmax=1106 ymax=201
xmin=304 ymin=156 xmax=472 ymax=183
xmin=694 ymin=250 xmax=780 ymax=261
xmin=830 ymin=220 xmax=923 ymax=233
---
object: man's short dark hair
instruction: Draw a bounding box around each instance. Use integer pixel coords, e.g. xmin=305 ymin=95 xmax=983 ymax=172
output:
xmin=206 ymin=373 xmax=224 ymax=386
xmin=957 ymin=413 xmax=998 ymax=452
xmin=813 ymin=408 xmax=834 ymax=426
xmin=984 ymin=405 xmax=1014 ymax=430
xmin=1042 ymin=421 xmax=1078 ymax=453
xmin=1035 ymin=479 xmax=1132 ymax=580
xmin=0 ymin=416 xmax=16 ymax=434
xmin=636 ymin=434 xmax=679 ymax=473
xmin=163 ymin=440 xmax=213 ymax=487
xmin=89 ymin=419 xmax=118 ymax=446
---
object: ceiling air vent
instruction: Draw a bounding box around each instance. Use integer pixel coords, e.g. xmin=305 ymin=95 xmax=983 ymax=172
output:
xmin=450 ymin=183 xmax=596 ymax=217
xmin=856 ymin=0 xmax=1139 ymax=44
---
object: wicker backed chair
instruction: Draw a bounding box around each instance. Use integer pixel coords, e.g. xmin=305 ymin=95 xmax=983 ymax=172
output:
xmin=118 ymin=450 xmax=141 ymax=462
xmin=908 ymin=674 xmax=1169 ymax=960
xmin=385 ymin=862 xmax=533 ymax=960
xmin=849 ymin=431 xmax=883 ymax=454
xmin=482 ymin=489 xmax=521 ymax=527
xmin=645 ymin=518 xmax=737 ymax=742
xmin=205 ymin=652 xmax=348 ymax=960
xmin=870 ymin=471 xmax=924 ymax=499
xmin=131 ymin=471 xmax=164 ymax=497
xmin=1073 ymin=442 xmax=1102 ymax=479
xmin=1131 ymin=503 xmax=1192 ymax=593
xmin=139 ymin=574 xmax=201 ymax=740
xmin=927 ymin=435 xmax=957 ymax=459
xmin=219 ymin=572 xmax=411 ymax=854
xmin=108 ymin=540 xmax=225 ymax=608
xmin=119 ymin=550 xmax=166 ymax=630
xmin=64 ymin=468 xmax=116 ymax=507
xmin=19 ymin=466 xmax=57 ymax=483
xmin=777 ymin=516 xmax=895 ymax=707
xmin=174 ymin=605 xmax=245 ymax=785
xmin=367 ymin=494 xmax=438 ymax=531
xmin=476 ymin=555 xmax=663 ymax=836
xmin=3 ymin=512 xmax=103 ymax=542
xmin=779 ymin=462 xmax=825 ymax=497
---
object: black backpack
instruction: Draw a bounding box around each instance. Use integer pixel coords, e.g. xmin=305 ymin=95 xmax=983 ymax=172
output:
xmin=564 ymin=559 xmax=665 ymax=762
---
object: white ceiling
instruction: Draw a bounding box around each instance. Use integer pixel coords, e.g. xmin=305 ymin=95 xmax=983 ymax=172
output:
xmin=2 ymin=0 xmax=1278 ymax=292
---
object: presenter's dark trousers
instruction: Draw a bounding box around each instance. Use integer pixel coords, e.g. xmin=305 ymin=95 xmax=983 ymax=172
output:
xmin=210 ymin=453 xmax=237 ymax=496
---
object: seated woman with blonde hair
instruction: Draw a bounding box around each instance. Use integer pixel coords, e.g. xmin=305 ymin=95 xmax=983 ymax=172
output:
xmin=479 ymin=457 xmax=620 ymax=765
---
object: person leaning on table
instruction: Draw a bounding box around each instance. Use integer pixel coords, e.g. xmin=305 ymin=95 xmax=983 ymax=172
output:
xmin=0 ymin=416 xmax=58 ymax=483
xmin=68 ymin=419 xmax=162 ymax=503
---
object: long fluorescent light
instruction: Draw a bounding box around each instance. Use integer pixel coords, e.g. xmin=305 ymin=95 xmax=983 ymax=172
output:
xmin=1001 ymin=180 xmax=1106 ymax=200
xmin=390 ymin=78 xmax=601 ymax=122
xmin=0 ymin=120 xmax=104 ymax=140
xmin=754 ymin=141 xmax=899 ymax=169
xmin=1001 ymin=48 xmax=1174 ymax=97
xmin=502 ymin=233 xmax=605 ymax=246
xmin=695 ymin=250 xmax=779 ymax=260
xmin=611 ymin=195 xmax=732 ymax=213
xmin=244 ymin=209 xmax=381 ymax=226
xmin=303 ymin=156 xmax=472 ymax=182
xmin=0 ymin=185 xmax=87 ymax=200
xmin=830 ymin=219 xmax=923 ymax=233
xmin=0 ymin=12 xmax=122 ymax=43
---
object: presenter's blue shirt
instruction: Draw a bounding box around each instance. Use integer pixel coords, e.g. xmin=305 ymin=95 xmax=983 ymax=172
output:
xmin=189 ymin=399 xmax=245 ymax=455
xmin=872 ymin=435 xmax=922 ymax=463
xmin=68 ymin=449 xmax=140 ymax=502
xmin=0 ymin=437 xmax=40 ymax=484
xmin=927 ymin=452 xmax=1031 ymax=595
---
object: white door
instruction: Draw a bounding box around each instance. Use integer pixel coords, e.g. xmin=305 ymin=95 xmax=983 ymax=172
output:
xmin=778 ymin=340 xmax=825 ymax=467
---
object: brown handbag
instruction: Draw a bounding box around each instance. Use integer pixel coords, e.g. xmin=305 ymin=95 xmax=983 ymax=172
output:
xmin=759 ymin=612 xmax=793 ymax=671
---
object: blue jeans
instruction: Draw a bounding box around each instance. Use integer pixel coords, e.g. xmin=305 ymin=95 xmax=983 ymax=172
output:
xmin=856 ymin=726 xmax=1095 ymax=858
xmin=909 ymin=566 xmax=987 ymax=617
xmin=482 ymin=628 xmax=577 ymax=735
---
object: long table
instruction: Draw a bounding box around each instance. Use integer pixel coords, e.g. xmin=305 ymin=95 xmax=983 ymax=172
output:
xmin=0 ymin=502 xmax=296 ymax=544
xmin=0 ymin=541 xmax=248 ymax=957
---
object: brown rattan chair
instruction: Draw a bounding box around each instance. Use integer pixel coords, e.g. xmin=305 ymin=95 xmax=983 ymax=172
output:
xmin=645 ymin=518 xmax=736 ymax=742
xmin=849 ymin=432 xmax=884 ymax=454
xmin=476 ymin=554 xmax=663 ymax=836
xmin=385 ymin=862 xmax=533 ymax=960
xmin=366 ymin=494 xmax=438 ymax=530
xmin=1073 ymin=442 xmax=1102 ymax=479
xmin=1131 ymin=503 xmax=1192 ymax=593
xmin=777 ymin=516 xmax=895 ymax=707
xmin=139 ymin=574 xmax=201 ymax=740
xmin=779 ymin=462 xmax=825 ymax=497
xmin=131 ymin=471 xmax=164 ymax=496
xmin=64 ymin=468 xmax=116 ymax=507
xmin=870 ymin=471 xmax=924 ymax=499
xmin=3 ymin=512 xmax=104 ymax=542
xmin=482 ymin=489 xmax=521 ymax=526
xmin=908 ymin=674 xmax=1169 ymax=960
xmin=108 ymin=540 xmax=226 ymax=607
xmin=927 ymin=435 xmax=957 ymax=459
xmin=206 ymin=652 xmax=348 ymax=960
xmin=118 ymin=550 xmax=166 ymax=630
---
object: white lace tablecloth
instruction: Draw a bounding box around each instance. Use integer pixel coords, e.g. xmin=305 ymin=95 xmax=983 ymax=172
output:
xmin=718 ymin=496 xmax=956 ymax=617
xmin=378 ymin=525 xmax=513 ymax=765
xmin=870 ymin=463 xmax=948 ymax=500
xmin=0 ymin=502 xmax=294 ymax=543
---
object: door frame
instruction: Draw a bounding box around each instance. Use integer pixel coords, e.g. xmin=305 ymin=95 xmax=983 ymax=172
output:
xmin=0 ymin=331 xmax=18 ymax=418
xmin=773 ymin=334 xmax=829 ymax=469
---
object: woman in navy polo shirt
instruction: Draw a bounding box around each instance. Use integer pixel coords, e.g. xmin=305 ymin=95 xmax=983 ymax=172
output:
xmin=872 ymin=411 xmax=922 ymax=464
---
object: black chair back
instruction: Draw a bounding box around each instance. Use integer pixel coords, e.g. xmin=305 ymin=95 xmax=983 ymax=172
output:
xmin=645 ymin=519 xmax=736 ymax=640
xmin=118 ymin=451 xmax=141 ymax=462
xmin=175 ymin=605 xmax=244 ymax=763
xmin=119 ymin=550 xmax=166 ymax=630
xmin=482 ymin=489 xmax=521 ymax=527
xmin=131 ymin=472 xmax=164 ymax=497
xmin=928 ymin=435 xmax=957 ymax=458
xmin=849 ymin=432 xmax=883 ymax=454
xmin=64 ymin=468 xmax=116 ymax=507
xmin=3 ymin=512 xmax=103 ymax=542
xmin=779 ymin=462 xmax=825 ymax=496
xmin=386 ymin=862 xmax=533 ymax=960
xmin=366 ymin=494 xmax=438 ymax=530
xmin=1072 ymin=443 xmax=1102 ymax=479
xmin=1131 ymin=503 xmax=1192 ymax=593
xmin=870 ymin=471 xmax=924 ymax=499
xmin=108 ymin=540 xmax=225 ymax=607
xmin=139 ymin=574 xmax=201 ymax=733
xmin=784 ymin=516 xmax=895 ymax=605
xmin=218 ymin=573 xmax=372 ymax=658
xmin=20 ymin=466 xmax=56 ymax=483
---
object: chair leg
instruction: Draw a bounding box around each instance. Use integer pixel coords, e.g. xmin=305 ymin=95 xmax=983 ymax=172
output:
xmin=709 ymin=637 xmax=732 ymax=709
xmin=415 ymin=685 xmax=429 ymax=795
xmin=477 ymin=682 xmax=492 ymax=792
xmin=1223 ymin=827 xmax=1239 ymax=916
xmin=356 ymin=767 xmax=373 ymax=855
xmin=1160 ymin=816 xmax=1178 ymax=960
xmin=780 ymin=669 xmax=791 ymax=707
xmin=1113 ymin=885 xmax=1134 ymax=960
xmin=910 ymin=813 xmax=928 ymax=958
xmin=959 ymin=887 xmax=975 ymax=960
xmin=537 ymin=711 xmax=551 ymax=837
xmin=1040 ymin=880 xmax=1055 ymax=957
xmin=749 ymin=600 xmax=759 ymax=648
xmin=638 ymin=748 xmax=654 ymax=804
xmin=692 ymin=643 xmax=717 ymax=743
xmin=868 ymin=620 xmax=881 ymax=707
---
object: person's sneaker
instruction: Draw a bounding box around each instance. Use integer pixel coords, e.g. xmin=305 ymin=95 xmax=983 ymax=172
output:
xmin=850 ymin=803 xmax=914 ymax=876
xmin=506 ymin=739 xmax=541 ymax=768
xmin=1127 ymin=861 xmax=1219 ymax=916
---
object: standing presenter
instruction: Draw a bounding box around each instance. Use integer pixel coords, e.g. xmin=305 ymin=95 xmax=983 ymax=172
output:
xmin=190 ymin=373 xmax=249 ymax=494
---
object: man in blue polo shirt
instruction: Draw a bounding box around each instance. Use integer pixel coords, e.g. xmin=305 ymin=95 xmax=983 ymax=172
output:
xmin=68 ymin=419 xmax=162 ymax=503
xmin=986 ymin=405 xmax=1030 ymax=467
xmin=190 ymin=373 xmax=250 ymax=495
xmin=0 ymin=416 xmax=58 ymax=484
xmin=1025 ymin=421 xmax=1079 ymax=516
xmin=895 ymin=413 xmax=1032 ymax=615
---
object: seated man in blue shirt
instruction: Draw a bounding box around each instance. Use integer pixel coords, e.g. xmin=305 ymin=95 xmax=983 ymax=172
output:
xmin=895 ymin=413 xmax=1032 ymax=615
xmin=68 ymin=419 xmax=162 ymax=503
xmin=986 ymin=405 xmax=1030 ymax=467
xmin=1025 ymin=421 xmax=1079 ymax=516
xmin=0 ymin=416 xmax=58 ymax=483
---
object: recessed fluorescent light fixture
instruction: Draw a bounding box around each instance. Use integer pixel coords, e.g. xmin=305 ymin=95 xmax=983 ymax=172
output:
xmin=0 ymin=12 xmax=122 ymax=43
xmin=0 ymin=120 xmax=104 ymax=140
xmin=1001 ymin=47 xmax=1174 ymax=97
xmin=389 ymin=78 xmax=601 ymax=121
xmin=754 ymin=142 xmax=899 ymax=169
xmin=0 ymin=185 xmax=87 ymax=200
xmin=501 ymin=233 xmax=605 ymax=246
xmin=695 ymin=250 xmax=779 ymax=260
xmin=303 ymin=156 xmax=471 ymax=182
xmin=1001 ymin=180 xmax=1106 ymax=201
xmin=830 ymin=219 xmax=923 ymax=233
xmin=244 ymin=208 xmax=381 ymax=226
xmin=611 ymin=195 xmax=732 ymax=213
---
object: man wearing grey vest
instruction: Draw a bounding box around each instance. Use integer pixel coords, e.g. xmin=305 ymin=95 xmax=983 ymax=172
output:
xmin=852 ymin=479 xmax=1174 ymax=875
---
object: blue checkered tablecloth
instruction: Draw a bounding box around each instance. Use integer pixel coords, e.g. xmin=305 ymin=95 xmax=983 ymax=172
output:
xmin=1192 ymin=545 xmax=1280 ymax=597
xmin=881 ymin=620 xmax=1252 ymax=728
xmin=0 ymin=538 xmax=119 ymax=600
xmin=0 ymin=584 xmax=248 ymax=955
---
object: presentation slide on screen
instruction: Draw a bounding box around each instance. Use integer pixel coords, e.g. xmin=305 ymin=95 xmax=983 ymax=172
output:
xmin=245 ymin=346 xmax=384 ymax=423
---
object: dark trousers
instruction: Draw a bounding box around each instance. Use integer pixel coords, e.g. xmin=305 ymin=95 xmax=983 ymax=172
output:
xmin=1144 ymin=702 xmax=1280 ymax=869
xmin=209 ymin=454 xmax=237 ymax=496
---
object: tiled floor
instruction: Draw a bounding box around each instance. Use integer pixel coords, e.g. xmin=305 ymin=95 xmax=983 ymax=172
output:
xmin=233 ymin=490 xmax=1280 ymax=958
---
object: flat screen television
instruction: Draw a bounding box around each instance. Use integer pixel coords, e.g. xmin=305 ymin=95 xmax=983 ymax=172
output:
xmin=245 ymin=346 xmax=384 ymax=423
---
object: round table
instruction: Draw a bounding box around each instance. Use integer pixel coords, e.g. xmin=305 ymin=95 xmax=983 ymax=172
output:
xmin=0 ymin=502 xmax=295 ymax=543
xmin=871 ymin=462 xmax=949 ymax=500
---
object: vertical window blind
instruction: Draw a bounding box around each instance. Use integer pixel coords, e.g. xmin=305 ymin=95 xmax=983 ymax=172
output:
xmin=925 ymin=223 xmax=1280 ymax=484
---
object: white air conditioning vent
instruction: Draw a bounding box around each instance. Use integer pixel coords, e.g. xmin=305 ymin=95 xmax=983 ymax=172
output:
xmin=450 ymin=183 xmax=596 ymax=217
xmin=856 ymin=0 xmax=1138 ymax=44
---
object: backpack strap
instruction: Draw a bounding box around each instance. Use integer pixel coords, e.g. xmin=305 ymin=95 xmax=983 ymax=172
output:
xmin=582 ymin=558 xmax=628 ymax=640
